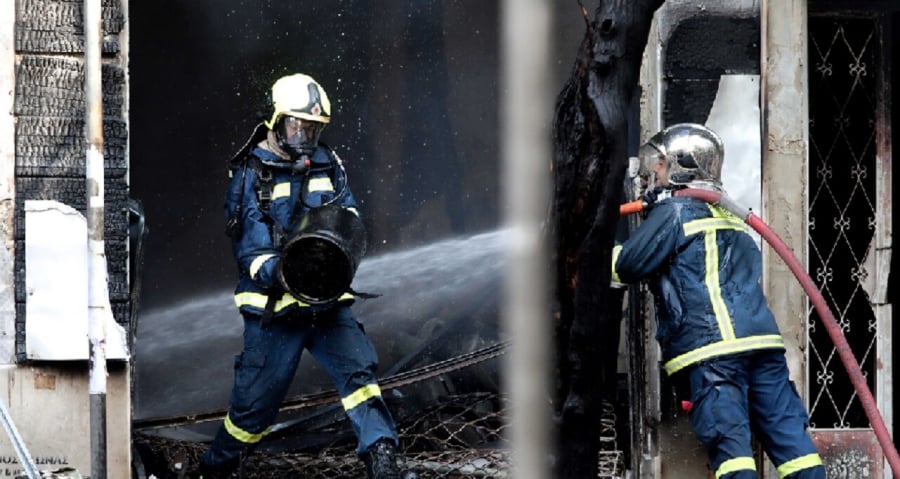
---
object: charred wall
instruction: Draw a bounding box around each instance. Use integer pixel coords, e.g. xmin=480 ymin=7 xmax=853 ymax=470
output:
xmin=13 ymin=0 xmax=130 ymax=362
xmin=663 ymin=10 xmax=760 ymax=124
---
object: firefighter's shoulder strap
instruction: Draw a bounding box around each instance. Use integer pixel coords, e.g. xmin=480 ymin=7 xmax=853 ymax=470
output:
xmin=248 ymin=156 xmax=275 ymax=215
xmin=233 ymin=154 xmax=277 ymax=214
xmin=226 ymin=121 xmax=275 ymax=217
xmin=224 ymin=154 xmax=276 ymax=238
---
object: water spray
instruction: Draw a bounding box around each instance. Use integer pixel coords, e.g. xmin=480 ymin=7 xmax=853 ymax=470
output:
xmin=620 ymin=188 xmax=900 ymax=477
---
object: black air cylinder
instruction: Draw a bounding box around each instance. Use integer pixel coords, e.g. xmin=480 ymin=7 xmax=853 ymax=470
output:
xmin=278 ymin=204 xmax=367 ymax=305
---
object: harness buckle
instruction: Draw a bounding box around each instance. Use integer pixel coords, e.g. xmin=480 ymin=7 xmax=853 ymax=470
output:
xmin=257 ymin=167 xmax=273 ymax=209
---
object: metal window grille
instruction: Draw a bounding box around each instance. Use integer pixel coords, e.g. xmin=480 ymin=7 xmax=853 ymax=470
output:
xmin=807 ymin=16 xmax=879 ymax=429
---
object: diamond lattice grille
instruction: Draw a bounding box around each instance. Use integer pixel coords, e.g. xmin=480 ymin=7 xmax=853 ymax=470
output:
xmin=807 ymin=17 xmax=878 ymax=428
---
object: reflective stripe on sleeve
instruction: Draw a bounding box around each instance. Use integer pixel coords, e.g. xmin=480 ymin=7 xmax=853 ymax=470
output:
xmin=249 ymin=254 xmax=277 ymax=279
xmin=234 ymin=291 xmax=357 ymax=311
xmin=308 ymin=177 xmax=334 ymax=192
xmin=611 ymin=244 xmax=623 ymax=283
xmin=235 ymin=291 xmax=299 ymax=311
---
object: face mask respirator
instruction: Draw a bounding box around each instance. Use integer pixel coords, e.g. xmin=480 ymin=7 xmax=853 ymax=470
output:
xmin=277 ymin=115 xmax=324 ymax=161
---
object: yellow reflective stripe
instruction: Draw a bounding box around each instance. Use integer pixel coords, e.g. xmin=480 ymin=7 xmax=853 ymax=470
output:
xmin=224 ymin=413 xmax=271 ymax=444
xmin=684 ymin=217 xmax=748 ymax=236
xmin=708 ymin=204 xmax=730 ymax=219
xmin=777 ymin=453 xmax=823 ymax=478
xmin=308 ymin=177 xmax=334 ymax=192
xmin=272 ymin=182 xmax=291 ymax=200
xmin=611 ymin=245 xmax=623 ymax=283
xmin=703 ymin=230 xmax=735 ymax=340
xmin=249 ymin=254 xmax=276 ymax=279
xmin=341 ymin=384 xmax=382 ymax=411
xmin=683 ymin=206 xmax=742 ymax=341
xmin=664 ymin=335 xmax=785 ymax=375
xmin=716 ymin=457 xmax=756 ymax=478
xmin=338 ymin=292 xmax=355 ymax=301
xmin=684 ymin=205 xmax=747 ymax=237
xmin=234 ymin=291 xmax=357 ymax=310
xmin=235 ymin=291 xmax=301 ymax=310
xmin=712 ymin=204 xmax=746 ymax=227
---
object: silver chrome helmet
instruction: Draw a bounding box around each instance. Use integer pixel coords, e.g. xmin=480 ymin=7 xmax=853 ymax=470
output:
xmin=640 ymin=123 xmax=725 ymax=186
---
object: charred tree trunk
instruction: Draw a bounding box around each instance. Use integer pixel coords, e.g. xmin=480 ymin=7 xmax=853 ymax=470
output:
xmin=550 ymin=1 xmax=663 ymax=477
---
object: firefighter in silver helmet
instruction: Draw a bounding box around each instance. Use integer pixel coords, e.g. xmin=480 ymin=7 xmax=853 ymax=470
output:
xmin=639 ymin=122 xmax=725 ymax=188
xmin=197 ymin=73 xmax=415 ymax=479
xmin=614 ymin=124 xmax=825 ymax=478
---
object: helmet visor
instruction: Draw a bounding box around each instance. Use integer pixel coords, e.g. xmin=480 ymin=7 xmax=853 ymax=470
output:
xmin=638 ymin=142 xmax=666 ymax=192
xmin=278 ymin=115 xmax=325 ymax=157
xmin=638 ymin=142 xmax=664 ymax=176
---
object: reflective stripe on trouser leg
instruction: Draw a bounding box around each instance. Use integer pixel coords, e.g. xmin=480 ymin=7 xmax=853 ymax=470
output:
xmin=747 ymin=351 xmax=825 ymax=479
xmin=204 ymin=315 xmax=309 ymax=468
xmin=308 ymin=306 xmax=399 ymax=454
xmin=688 ymin=359 xmax=756 ymax=479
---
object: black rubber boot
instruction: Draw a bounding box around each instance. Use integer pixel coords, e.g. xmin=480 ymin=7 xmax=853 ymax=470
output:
xmin=363 ymin=439 xmax=418 ymax=479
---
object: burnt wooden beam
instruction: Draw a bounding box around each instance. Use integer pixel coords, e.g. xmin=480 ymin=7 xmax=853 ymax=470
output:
xmin=550 ymin=1 xmax=663 ymax=476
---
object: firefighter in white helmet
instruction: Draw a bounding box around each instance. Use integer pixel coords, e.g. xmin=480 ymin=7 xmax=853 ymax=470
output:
xmin=197 ymin=73 xmax=414 ymax=479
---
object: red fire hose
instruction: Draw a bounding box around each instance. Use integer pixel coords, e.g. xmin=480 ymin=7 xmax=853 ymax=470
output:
xmin=621 ymin=188 xmax=900 ymax=477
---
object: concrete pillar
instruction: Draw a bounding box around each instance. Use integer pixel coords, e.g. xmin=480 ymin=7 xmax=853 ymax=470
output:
xmin=760 ymin=0 xmax=809 ymax=392
xmin=760 ymin=3 xmax=809 ymax=476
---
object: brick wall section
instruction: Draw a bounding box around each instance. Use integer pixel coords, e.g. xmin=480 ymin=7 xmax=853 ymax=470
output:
xmin=13 ymin=0 xmax=129 ymax=362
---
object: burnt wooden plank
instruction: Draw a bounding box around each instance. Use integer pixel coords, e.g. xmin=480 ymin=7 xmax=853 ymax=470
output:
xmin=15 ymin=116 xmax=128 ymax=177
xmin=15 ymin=56 xmax=127 ymax=177
xmin=15 ymin=176 xmax=130 ymax=240
xmin=15 ymin=0 xmax=124 ymax=54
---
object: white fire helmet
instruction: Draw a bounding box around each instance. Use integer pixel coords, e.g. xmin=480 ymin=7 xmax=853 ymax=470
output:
xmin=264 ymin=73 xmax=332 ymax=129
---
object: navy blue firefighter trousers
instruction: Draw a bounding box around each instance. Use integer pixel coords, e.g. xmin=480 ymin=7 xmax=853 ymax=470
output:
xmin=203 ymin=305 xmax=399 ymax=469
xmin=687 ymin=350 xmax=825 ymax=478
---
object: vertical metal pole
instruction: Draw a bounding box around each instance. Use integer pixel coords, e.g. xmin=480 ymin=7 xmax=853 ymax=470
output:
xmin=84 ymin=0 xmax=108 ymax=478
xmin=500 ymin=1 xmax=552 ymax=479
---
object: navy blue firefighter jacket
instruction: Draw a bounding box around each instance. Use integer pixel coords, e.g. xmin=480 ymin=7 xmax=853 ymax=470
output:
xmin=224 ymin=144 xmax=358 ymax=318
xmin=612 ymin=196 xmax=785 ymax=376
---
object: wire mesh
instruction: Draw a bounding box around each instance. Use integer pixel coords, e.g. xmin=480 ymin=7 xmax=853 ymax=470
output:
xmin=134 ymin=373 xmax=627 ymax=478
xmin=134 ymin=392 xmax=512 ymax=479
